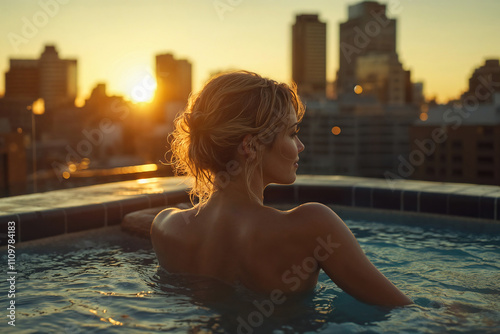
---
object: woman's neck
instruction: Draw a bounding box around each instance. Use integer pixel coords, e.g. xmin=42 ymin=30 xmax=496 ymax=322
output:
xmin=211 ymin=176 xmax=265 ymax=207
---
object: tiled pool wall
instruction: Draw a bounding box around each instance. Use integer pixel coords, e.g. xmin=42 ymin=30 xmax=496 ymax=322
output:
xmin=0 ymin=177 xmax=191 ymax=244
xmin=264 ymin=176 xmax=500 ymax=233
xmin=265 ymin=177 xmax=500 ymax=219
xmin=1 ymin=175 xmax=499 ymax=244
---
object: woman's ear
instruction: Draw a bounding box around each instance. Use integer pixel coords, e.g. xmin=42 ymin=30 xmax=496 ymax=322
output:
xmin=241 ymin=134 xmax=256 ymax=159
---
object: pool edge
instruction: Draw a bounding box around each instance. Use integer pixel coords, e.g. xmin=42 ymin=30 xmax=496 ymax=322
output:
xmin=1 ymin=175 xmax=499 ymax=244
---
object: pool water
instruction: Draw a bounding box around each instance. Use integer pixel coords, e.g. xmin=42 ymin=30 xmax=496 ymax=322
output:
xmin=2 ymin=216 xmax=500 ymax=333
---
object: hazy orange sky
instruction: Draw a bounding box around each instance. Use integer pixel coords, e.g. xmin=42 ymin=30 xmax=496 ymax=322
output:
xmin=1 ymin=0 xmax=499 ymax=104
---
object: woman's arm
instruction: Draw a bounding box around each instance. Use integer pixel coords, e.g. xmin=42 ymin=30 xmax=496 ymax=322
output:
xmin=299 ymin=203 xmax=413 ymax=307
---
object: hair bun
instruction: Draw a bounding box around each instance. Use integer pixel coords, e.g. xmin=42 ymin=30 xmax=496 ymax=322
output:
xmin=188 ymin=111 xmax=206 ymax=129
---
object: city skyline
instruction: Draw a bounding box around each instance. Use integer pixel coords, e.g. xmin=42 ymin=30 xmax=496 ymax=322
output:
xmin=1 ymin=0 xmax=500 ymax=104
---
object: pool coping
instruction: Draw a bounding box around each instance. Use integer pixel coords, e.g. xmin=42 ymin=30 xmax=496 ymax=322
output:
xmin=0 ymin=175 xmax=499 ymax=244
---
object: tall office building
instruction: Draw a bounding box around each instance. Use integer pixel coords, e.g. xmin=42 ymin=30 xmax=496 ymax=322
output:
xmin=4 ymin=45 xmax=77 ymax=109
xmin=355 ymin=52 xmax=411 ymax=106
xmin=337 ymin=1 xmax=397 ymax=98
xmin=155 ymin=53 xmax=192 ymax=105
xmin=38 ymin=45 xmax=77 ymax=110
xmin=153 ymin=53 xmax=193 ymax=162
xmin=292 ymin=14 xmax=327 ymax=98
xmin=4 ymin=60 xmax=39 ymax=101
xmin=296 ymin=2 xmax=419 ymax=179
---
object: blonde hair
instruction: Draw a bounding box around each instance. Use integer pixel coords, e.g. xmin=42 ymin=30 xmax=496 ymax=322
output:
xmin=170 ymin=71 xmax=305 ymax=205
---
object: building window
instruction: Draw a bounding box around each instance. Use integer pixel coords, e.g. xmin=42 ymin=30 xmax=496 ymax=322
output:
xmin=452 ymin=140 xmax=463 ymax=150
xmin=483 ymin=127 xmax=494 ymax=136
xmin=477 ymin=156 xmax=494 ymax=164
xmin=477 ymin=141 xmax=494 ymax=150
xmin=477 ymin=170 xmax=494 ymax=178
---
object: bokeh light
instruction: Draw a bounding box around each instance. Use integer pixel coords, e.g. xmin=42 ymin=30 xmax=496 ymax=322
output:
xmin=32 ymin=98 xmax=45 ymax=115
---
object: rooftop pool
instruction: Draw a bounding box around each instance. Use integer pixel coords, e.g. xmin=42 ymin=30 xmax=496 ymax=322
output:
xmin=5 ymin=210 xmax=500 ymax=333
xmin=0 ymin=175 xmax=499 ymax=333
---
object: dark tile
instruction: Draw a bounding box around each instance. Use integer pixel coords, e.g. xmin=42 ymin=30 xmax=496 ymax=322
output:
xmin=66 ymin=204 xmax=106 ymax=233
xmin=0 ymin=214 xmax=20 ymax=245
xmin=496 ymin=197 xmax=500 ymax=221
xmin=164 ymin=190 xmax=191 ymax=205
xmin=297 ymin=185 xmax=352 ymax=206
xmin=419 ymin=192 xmax=448 ymax=215
xmin=121 ymin=196 xmax=151 ymax=217
xmin=21 ymin=210 xmax=65 ymax=242
xmin=148 ymin=193 xmax=168 ymax=207
xmin=264 ymin=185 xmax=296 ymax=204
xmin=17 ymin=212 xmax=39 ymax=242
xmin=448 ymin=195 xmax=480 ymax=218
xmin=353 ymin=187 xmax=372 ymax=208
xmin=372 ymin=189 xmax=401 ymax=210
xmin=402 ymin=191 xmax=419 ymax=212
xmin=479 ymin=196 xmax=495 ymax=220
xmin=104 ymin=201 xmax=123 ymax=226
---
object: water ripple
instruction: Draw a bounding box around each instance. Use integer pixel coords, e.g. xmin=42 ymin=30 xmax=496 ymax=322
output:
xmin=10 ymin=221 xmax=500 ymax=333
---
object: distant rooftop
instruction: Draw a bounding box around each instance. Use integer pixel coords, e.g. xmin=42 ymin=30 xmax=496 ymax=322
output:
xmin=416 ymin=96 xmax=500 ymax=126
xmin=348 ymin=1 xmax=387 ymax=20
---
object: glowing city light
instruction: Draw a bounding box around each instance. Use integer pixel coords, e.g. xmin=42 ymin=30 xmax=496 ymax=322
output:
xmin=331 ymin=126 xmax=341 ymax=135
xmin=32 ymin=98 xmax=45 ymax=115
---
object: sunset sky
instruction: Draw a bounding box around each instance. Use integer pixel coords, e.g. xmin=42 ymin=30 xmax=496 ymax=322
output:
xmin=1 ymin=0 xmax=499 ymax=104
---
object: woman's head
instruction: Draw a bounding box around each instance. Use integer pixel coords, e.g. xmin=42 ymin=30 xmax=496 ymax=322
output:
xmin=170 ymin=70 xmax=305 ymax=204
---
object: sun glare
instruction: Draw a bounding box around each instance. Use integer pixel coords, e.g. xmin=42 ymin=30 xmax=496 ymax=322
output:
xmin=114 ymin=60 xmax=157 ymax=104
xmin=126 ymin=68 xmax=157 ymax=103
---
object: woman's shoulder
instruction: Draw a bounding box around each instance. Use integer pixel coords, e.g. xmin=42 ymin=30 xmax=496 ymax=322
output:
xmin=284 ymin=202 xmax=345 ymax=234
xmin=288 ymin=202 xmax=333 ymax=214
xmin=287 ymin=202 xmax=340 ymax=221
xmin=151 ymin=206 xmax=196 ymax=235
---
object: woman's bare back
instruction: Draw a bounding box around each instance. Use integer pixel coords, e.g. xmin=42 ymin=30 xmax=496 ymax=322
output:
xmin=151 ymin=203 xmax=320 ymax=294
xmin=151 ymin=201 xmax=412 ymax=306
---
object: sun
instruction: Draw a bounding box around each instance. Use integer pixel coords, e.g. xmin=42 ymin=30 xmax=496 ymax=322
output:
xmin=126 ymin=68 xmax=157 ymax=103
xmin=115 ymin=62 xmax=157 ymax=103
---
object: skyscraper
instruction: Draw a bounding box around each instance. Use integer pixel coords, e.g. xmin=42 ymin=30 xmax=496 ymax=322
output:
xmin=355 ymin=52 xmax=410 ymax=105
xmin=337 ymin=1 xmax=396 ymax=98
xmin=38 ymin=45 xmax=77 ymax=110
xmin=297 ymin=2 xmax=419 ymax=179
xmin=155 ymin=53 xmax=192 ymax=105
xmin=4 ymin=59 xmax=39 ymax=101
xmin=292 ymin=14 xmax=327 ymax=98
xmin=4 ymin=45 xmax=77 ymax=109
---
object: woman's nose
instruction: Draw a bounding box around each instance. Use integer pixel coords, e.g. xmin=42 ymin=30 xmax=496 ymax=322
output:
xmin=296 ymin=137 xmax=305 ymax=153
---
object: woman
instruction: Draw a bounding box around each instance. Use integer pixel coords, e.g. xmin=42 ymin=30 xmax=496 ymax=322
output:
xmin=151 ymin=71 xmax=412 ymax=307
